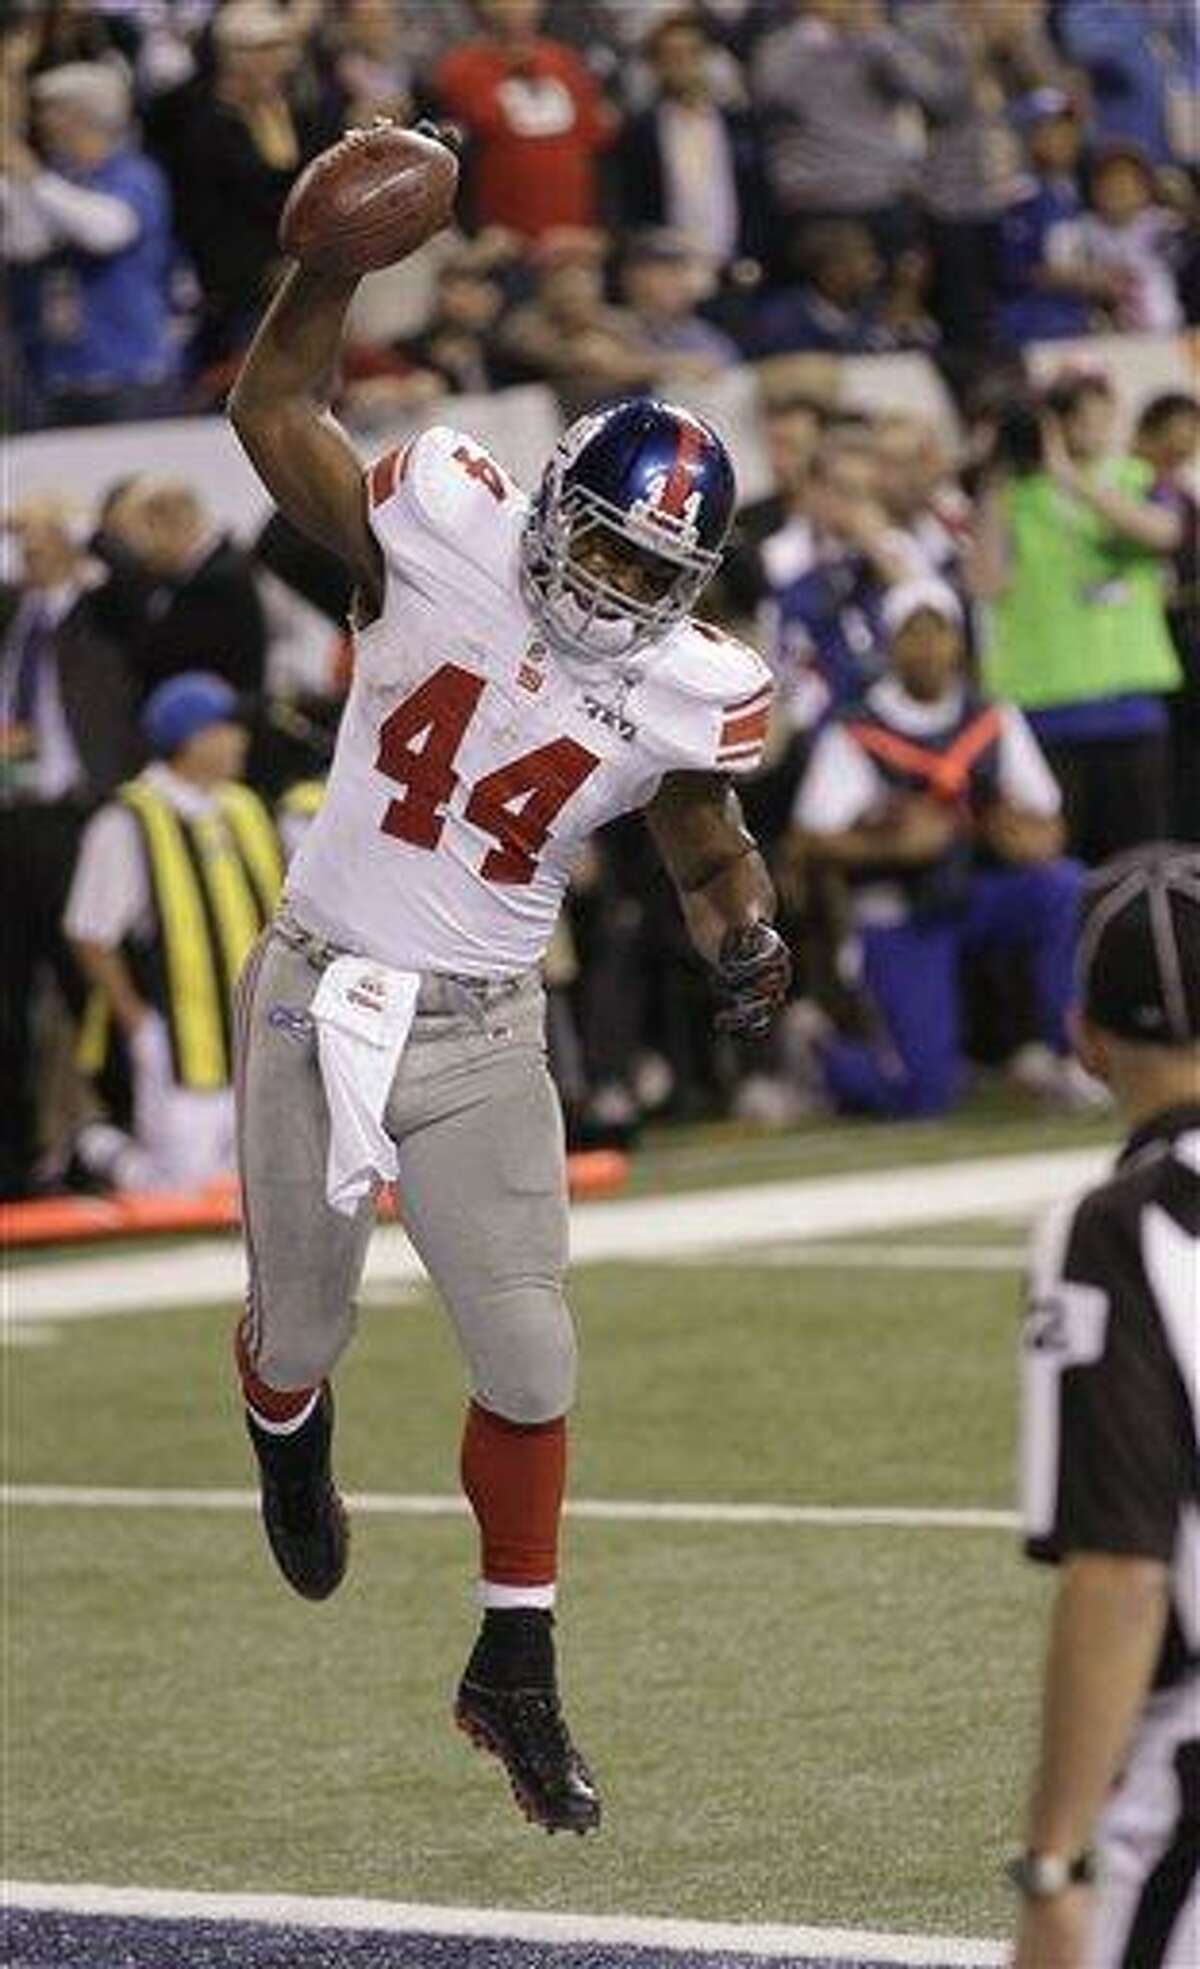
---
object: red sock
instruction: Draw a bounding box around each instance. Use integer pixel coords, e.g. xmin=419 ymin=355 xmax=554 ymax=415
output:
xmin=234 ymin=1320 xmax=318 ymax=1425
xmin=460 ymin=1399 xmax=566 ymax=1589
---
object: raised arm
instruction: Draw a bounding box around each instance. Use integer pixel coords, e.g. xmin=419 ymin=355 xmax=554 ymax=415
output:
xmin=228 ymin=264 xmax=384 ymax=615
xmin=965 ymin=479 xmax=1013 ymax=600
xmin=1042 ymin=419 xmax=1183 ymax=554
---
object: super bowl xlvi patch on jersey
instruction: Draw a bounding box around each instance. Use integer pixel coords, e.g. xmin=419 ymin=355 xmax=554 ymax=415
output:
xmin=582 ymin=696 xmax=637 ymax=742
xmin=582 ymin=679 xmax=637 ymax=742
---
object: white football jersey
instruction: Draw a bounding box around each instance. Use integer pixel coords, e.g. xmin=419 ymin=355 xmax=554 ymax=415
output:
xmin=287 ymin=426 xmax=772 ymax=977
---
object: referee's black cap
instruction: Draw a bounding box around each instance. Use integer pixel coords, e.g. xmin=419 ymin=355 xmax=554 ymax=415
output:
xmin=1078 ymin=843 xmax=1200 ymax=1045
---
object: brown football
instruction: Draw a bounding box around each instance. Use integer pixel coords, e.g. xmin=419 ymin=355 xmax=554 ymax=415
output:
xmin=279 ymin=124 xmax=458 ymax=277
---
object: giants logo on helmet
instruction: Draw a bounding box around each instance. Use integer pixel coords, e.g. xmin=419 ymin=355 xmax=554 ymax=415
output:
xmin=628 ymin=474 xmax=703 ymax=551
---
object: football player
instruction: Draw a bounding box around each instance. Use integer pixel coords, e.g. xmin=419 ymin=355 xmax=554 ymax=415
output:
xmin=227 ymin=183 xmax=791 ymax=1836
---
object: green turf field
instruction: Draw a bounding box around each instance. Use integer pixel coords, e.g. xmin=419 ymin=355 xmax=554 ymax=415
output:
xmin=7 ymin=1121 xmax=1100 ymax=1942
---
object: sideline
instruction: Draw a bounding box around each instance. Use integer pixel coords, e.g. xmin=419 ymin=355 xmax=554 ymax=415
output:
xmin=2 ymin=1882 xmax=1006 ymax=1967
xmin=6 ymin=1146 xmax=1106 ymax=1323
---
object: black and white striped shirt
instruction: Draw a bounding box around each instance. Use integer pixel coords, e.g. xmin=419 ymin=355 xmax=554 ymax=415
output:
xmin=1021 ymin=1104 xmax=1200 ymax=1692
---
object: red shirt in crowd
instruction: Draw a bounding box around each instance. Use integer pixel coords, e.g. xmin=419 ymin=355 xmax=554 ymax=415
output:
xmin=435 ymin=36 xmax=614 ymax=239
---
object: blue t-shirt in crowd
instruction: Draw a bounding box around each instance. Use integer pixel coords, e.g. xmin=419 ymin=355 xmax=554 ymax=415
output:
xmin=996 ymin=174 xmax=1090 ymax=346
xmin=748 ymin=285 xmax=900 ymax=358
xmin=1061 ymin=0 xmax=1197 ymax=166
xmin=12 ymin=147 xmax=177 ymax=396
xmin=771 ymin=552 xmax=890 ymax=726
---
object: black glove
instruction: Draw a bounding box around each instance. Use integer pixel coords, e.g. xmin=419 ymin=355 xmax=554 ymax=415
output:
xmin=712 ymin=922 xmax=792 ymax=1042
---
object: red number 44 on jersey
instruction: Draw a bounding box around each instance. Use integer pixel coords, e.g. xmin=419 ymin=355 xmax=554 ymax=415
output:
xmin=375 ymin=662 xmax=600 ymax=886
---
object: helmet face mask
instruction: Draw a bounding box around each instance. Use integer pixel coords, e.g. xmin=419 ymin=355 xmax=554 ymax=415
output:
xmin=520 ymin=399 xmax=735 ymax=673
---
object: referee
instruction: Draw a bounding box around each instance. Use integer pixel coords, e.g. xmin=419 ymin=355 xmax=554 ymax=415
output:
xmin=1011 ymin=843 xmax=1198 ymax=1968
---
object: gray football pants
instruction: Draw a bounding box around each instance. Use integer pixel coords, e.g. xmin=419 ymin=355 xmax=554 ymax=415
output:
xmin=233 ymin=919 xmax=576 ymax=1423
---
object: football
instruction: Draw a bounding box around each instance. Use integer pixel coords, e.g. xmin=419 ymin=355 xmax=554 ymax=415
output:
xmin=279 ymin=123 xmax=459 ymax=278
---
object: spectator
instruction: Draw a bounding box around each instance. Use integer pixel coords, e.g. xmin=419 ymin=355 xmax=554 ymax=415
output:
xmin=902 ymin=0 xmax=1068 ymax=351
xmin=63 ymin=672 xmax=283 ymax=1194
xmin=167 ymin=0 xmax=341 ymax=376
xmin=379 ymin=0 xmax=478 ymax=79
xmin=1060 ymin=0 xmax=1199 ymax=168
xmin=970 ymin=372 xmax=1183 ymax=863
xmin=787 ymin=578 xmax=1092 ymax=1117
xmin=1135 ymin=391 xmax=1200 ymax=843
xmin=103 ymin=0 xmax=203 ymax=106
xmin=26 ymin=0 xmax=125 ymax=79
xmin=319 ymin=0 xmax=416 ymax=127
xmin=748 ymin=0 xmax=956 ymax=269
xmin=253 ymin=506 xmax=355 ymax=632
xmin=873 ymin=412 xmax=972 ymax=589
xmin=996 ymin=88 xmax=1123 ymax=347
xmin=0 ymin=496 xmax=143 ymax=1199
xmin=96 ymin=476 xmax=268 ymax=699
xmin=336 ymin=354 xmax=446 ymax=431
xmin=542 ymin=0 xmax=706 ymax=79
xmin=748 ymin=219 xmax=902 ymax=356
xmin=614 ymin=9 xmax=766 ymax=271
xmin=764 ymin=427 xmax=927 ymax=735
xmin=718 ymin=393 xmax=824 ymax=629
xmin=391 ymin=248 xmax=509 ymax=395
xmin=875 ymin=239 xmax=941 ymax=352
xmin=432 ymin=0 xmax=615 ymax=240
xmin=1 ymin=62 xmax=179 ymax=427
xmin=497 ymin=228 xmax=655 ymax=415
xmin=1075 ymin=141 xmax=1186 ymax=335
xmin=617 ymin=228 xmax=740 ymax=380
xmin=570 ymin=814 xmax=725 ymax=1137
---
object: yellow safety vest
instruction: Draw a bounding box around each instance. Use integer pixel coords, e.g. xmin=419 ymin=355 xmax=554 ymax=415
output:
xmin=279 ymin=777 xmax=326 ymax=821
xmin=78 ymin=779 xmax=284 ymax=1091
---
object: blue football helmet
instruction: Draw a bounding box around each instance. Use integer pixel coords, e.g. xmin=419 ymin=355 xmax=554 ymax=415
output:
xmin=520 ymin=398 xmax=737 ymax=669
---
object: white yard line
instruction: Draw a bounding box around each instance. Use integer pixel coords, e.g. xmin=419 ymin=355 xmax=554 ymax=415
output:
xmin=6 ymin=1147 xmax=1106 ymax=1324
xmin=667 ymin=1244 xmax=1027 ymax=1272
xmin=2 ymin=1485 xmax=1016 ymax=1530
xmin=2 ymin=1881 xmax=1005 ymax=1965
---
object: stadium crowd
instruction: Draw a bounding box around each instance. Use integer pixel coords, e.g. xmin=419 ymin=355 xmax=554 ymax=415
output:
xmin=2 ymin=0 xmax=1198 ymax=1198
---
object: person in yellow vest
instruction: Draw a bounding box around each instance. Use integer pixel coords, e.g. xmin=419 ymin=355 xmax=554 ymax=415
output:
xmin=276 ymin=773 xmax=325 ymax=860
xmin=63 ymin=671 xmax=283 ymax=1191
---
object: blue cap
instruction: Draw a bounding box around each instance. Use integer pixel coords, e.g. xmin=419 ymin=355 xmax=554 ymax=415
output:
xmin=141 ymin=672 xmax=241 ymax=756
xmin=1012 ymin=87 xmax=1076 ymax=132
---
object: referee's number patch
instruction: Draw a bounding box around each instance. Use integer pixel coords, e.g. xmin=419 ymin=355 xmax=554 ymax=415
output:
xmin=1023 ymin=1284 xmax=1109 ymax=1364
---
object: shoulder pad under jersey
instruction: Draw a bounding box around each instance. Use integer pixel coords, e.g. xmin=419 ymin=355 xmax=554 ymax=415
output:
xmin=634 ymin=618 xmax=774 ymax=776
xmin=364 ymin=424 xmax=526 ymax=585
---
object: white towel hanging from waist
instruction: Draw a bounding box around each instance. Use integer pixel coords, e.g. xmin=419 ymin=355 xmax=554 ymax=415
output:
xmin=309 ymin=955 xmax=420 ymax=1217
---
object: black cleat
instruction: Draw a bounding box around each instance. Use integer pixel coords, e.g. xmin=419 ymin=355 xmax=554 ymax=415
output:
xmin=454 ymin=1611 xmax=601 ymax=1834
xmin=245 ymin=1385 xmax=348 ymax=1601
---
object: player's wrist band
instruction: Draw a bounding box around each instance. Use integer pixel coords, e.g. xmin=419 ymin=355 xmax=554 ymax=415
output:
xmin=1006 ymin=1849 xmax=1095 ymax=1899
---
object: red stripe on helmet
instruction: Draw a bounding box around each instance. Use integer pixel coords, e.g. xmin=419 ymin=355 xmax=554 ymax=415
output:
xmin=657 ymin=418 xmax=704 ymax=520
